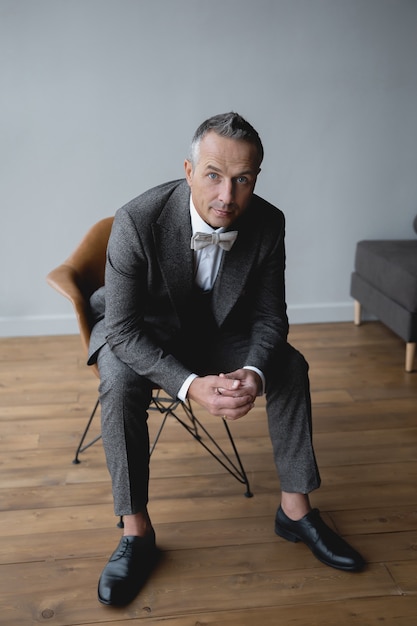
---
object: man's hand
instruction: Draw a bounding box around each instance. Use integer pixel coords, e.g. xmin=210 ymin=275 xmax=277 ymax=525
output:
xmin=187 ymin=369 xmax=261 ymax=420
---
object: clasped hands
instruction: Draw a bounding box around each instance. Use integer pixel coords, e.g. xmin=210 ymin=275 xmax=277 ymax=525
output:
xmin=188 ymin=368 xmax=261 ymax=420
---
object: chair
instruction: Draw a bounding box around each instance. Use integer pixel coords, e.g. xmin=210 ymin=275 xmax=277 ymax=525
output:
xmin=46 ymin=217 xmax=252 ymax=497
xmin=350 ymin=215 xmax=417 ymax=372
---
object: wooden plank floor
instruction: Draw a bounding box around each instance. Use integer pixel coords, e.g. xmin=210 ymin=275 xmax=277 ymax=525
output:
xmin=0 ymin=322 xmax=416 ymax=625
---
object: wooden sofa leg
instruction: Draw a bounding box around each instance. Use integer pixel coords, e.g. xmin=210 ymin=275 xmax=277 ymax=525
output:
xmin=405 ymin=343 xmax=416 ymax=373
xmin=354 ymin=300 xmax=362 ymax=326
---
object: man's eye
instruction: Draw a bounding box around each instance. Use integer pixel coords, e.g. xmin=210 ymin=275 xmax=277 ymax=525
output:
xmin=208 ymin=172 xmax=218 ymax=180
xmin=237 ymin=176 xmax=248 ymax=184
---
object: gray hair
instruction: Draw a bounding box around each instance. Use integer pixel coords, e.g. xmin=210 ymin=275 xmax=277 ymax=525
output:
xmin=189 ymin=112 xmax=264 ymax=167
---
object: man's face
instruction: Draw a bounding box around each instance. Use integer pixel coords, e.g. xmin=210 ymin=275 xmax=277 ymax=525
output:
xmin=184 ymin=131 xmax=260 ymax=229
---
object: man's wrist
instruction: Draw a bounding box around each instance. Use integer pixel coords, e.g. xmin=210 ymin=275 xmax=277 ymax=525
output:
xmin=243 ymin=365 xmax=265 ymax=395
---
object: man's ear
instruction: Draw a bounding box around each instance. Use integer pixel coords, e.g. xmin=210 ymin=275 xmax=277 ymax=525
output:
xmin=184 ymin=159 xmax=193 ymax=185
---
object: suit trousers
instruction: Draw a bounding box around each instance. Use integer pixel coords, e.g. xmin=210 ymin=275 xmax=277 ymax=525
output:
xmin=96 ymin=336 xmax=321 ymax=516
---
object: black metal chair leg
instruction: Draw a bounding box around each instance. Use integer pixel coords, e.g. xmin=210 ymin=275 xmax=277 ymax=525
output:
xmin=72 ymin=397 xmax=101 ymax=464
xmin=149 ymin=412 xmax=170 ymax=456
xmin=221 ymin=418 xmax=253 ymax=498
xmin=153 ymin=398 xmax=253 ymax=497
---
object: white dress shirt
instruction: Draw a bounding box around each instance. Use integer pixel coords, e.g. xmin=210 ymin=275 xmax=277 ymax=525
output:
xmin=190 ymin=200 xmax=226 ymax=291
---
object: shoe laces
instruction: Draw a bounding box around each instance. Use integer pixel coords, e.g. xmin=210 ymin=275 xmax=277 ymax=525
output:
xmin=112 ymin=534 xmax=155 ymax=561
xmin=110 ymin=536 xmax=136 ymax=561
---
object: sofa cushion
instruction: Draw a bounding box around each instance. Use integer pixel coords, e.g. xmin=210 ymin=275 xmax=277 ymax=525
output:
xmin=354 ymin=240 xmax=417 ymax=312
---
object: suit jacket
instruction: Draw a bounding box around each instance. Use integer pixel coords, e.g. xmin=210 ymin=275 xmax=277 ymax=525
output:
xmin=89 ymin=179 xmax=288 ymax=398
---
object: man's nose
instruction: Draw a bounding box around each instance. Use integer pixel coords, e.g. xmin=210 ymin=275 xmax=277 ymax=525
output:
xmin=218 ymin=179 xmax=234 ymax=205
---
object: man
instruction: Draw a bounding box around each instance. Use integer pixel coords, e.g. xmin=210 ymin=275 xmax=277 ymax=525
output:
xmin=89 ymin=112 xmax=364 ymax=606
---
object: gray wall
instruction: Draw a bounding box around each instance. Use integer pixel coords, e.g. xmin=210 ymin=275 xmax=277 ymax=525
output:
xmin=2 ymin=0 xmax=417 ymax=336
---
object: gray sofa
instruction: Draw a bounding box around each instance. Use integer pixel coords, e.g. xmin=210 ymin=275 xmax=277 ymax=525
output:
xmin=350 ymin=215 xmax=417 ymax=372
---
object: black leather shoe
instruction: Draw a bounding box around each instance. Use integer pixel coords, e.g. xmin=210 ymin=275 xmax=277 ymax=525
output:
xmin=275 ymin=506 xmax=365 ymax=572
xmin=98 ymin=533 xmax=157 ymax=606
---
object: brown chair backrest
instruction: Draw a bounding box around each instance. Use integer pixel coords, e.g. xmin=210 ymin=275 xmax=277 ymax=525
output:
xmin=46 ymin=217 xmax=114 ymax=372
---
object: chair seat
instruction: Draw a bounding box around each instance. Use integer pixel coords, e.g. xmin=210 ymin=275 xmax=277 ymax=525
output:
xmin=354 ymin=240 xmax=417 ymax=313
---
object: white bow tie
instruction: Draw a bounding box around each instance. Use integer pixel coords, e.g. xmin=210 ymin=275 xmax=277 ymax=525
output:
xmin=190 ymin=231 xmax=238 ymax=251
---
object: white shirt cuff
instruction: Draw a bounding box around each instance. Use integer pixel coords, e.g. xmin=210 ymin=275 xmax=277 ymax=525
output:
xmin=177 ymin=373 xmax=198 ymax=401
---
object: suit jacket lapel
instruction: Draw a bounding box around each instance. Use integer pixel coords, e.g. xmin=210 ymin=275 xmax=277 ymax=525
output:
xmin=212 ymin=201 xmax=260 ymax=327
xmin=151 ymin=181 xmax=194 ymax=315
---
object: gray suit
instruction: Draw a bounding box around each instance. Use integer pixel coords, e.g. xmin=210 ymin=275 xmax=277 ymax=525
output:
xmin=89 ymin=179 xmax=320 ymax=515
